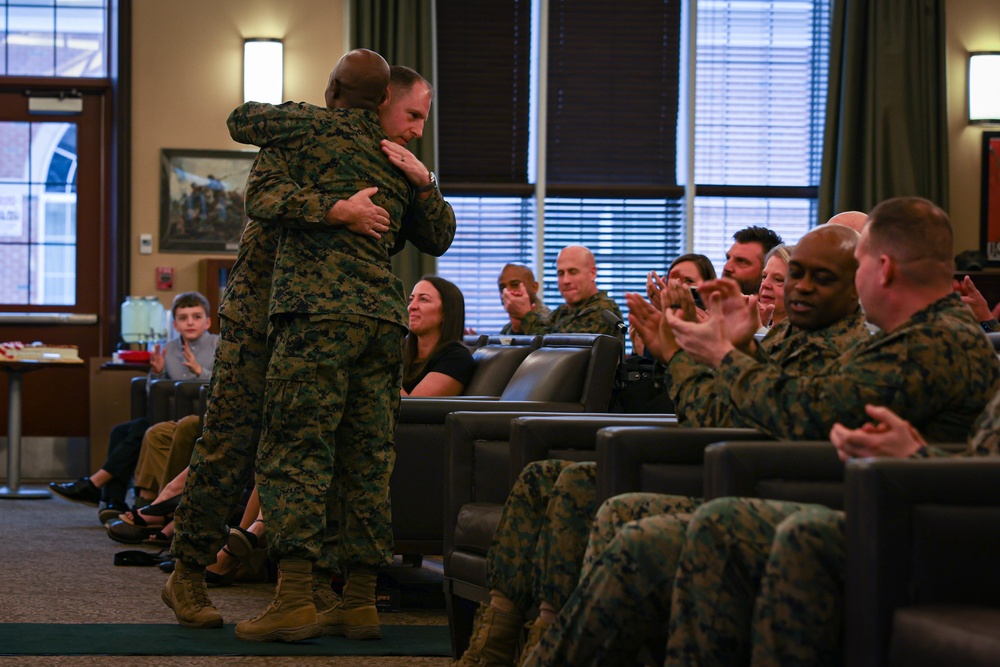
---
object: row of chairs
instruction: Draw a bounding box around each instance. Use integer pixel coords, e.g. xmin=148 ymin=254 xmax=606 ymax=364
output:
xmin=441 ymin=411 xmax=1000 ymax=666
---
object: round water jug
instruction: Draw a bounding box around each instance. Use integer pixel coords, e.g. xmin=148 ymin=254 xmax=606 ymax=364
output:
xmin=145 ymin=297 xmax=167 ymax=343
xmin=120 ymin=296 xmax=149 ymax=344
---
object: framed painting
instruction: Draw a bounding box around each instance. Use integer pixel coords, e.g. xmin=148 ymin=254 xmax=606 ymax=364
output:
xmin=159 ymin=149 xmax=256 ymax=253
xmin=981 ymin=132 xmax=1000 ymax=264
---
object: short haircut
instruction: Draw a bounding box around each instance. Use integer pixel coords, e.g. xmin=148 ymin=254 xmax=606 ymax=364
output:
xmin=733 ymin=226 xmax=783 ymax=255
xmin=866 ymin=197 xmax=953 ymax=286
xmin=763 ymin=243 xmax=793 ymax=267
xmin=499 ymin=263 xmax=537 ymax=291
xmin=389 ymin=65 xmax=433 ymax=99
xmin=171 ymin=291 xmax=210 ymax=316
xmin=668 ymin=253 xmax=717 ymax=281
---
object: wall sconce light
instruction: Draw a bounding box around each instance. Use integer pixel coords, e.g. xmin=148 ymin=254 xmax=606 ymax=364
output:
xmin=244 ymin=38 xmax=283 ymax=104
xmin=969 ymin=52 xmax=1000 ymax=125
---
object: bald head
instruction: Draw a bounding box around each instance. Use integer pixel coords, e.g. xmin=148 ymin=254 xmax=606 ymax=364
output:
xmin=325 ymin=48 xmax=390 ymax=111
xmin=557 ymin=245 xmax=598 ymax=306
xmin=784 ymin=224 xmax=860 ymax=331
xmin=826 ymin=210 xmax=868 ymax=233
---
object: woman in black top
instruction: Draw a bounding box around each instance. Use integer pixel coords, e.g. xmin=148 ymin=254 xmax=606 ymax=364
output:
xmin=401 ymin=275 xmax=475 ymax=396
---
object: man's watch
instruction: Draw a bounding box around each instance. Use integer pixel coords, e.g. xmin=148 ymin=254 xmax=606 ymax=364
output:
xmin=416 ymin=171 xmax=437 ymax=194
xmin=980 ymin=318 xmax=1000 ymax=333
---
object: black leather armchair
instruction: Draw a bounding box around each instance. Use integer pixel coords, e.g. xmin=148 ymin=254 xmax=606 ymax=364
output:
xmin=130 ymin=377 xmax=211 ymax=424
xmin=844 ymin=457 xmax=1000 ymax=667
xmin=391 ymin=333 xmax=621 ymax=558
xmin=702 ymin=440 xmax=846 ymax=509
xmin=595 ymin=427 xmax=769 ymax=504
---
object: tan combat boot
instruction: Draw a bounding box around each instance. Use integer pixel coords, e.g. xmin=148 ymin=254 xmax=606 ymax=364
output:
xmin=516 ymin=616 xmax=552 ymax=666
xmin=161 ymin=560 xmax=223 ymax=629
xmin=313 ymin=568 xmax=342 ymax=613
xmin=453 ymin=602 xmax=524 ymax=667
xmin=318 ymin=564 xmax=381 ymax=639
xmin=234 ymin=559 xmax=321 ymax=642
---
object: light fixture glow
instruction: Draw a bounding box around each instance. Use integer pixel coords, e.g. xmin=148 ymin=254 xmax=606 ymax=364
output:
xmin=969 ymin=52 xmax=1000 ymax=125
xmin=244 ymin=38 xmax=283 ymax=104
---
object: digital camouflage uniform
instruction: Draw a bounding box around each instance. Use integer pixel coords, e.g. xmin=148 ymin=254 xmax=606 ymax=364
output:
xmin=235 ymin=102 xmax=455 ymax=570
xmin=710 ymin=293 xmax=999 ymax=442
xmin=499 ymin=299 xmax=550 ymax=335
xmin=665 ymin=388 xmax=1000 ymax=667
xmin=668 ymin=309 xmax=870 ymax=427
xmin=518 ymin=290 xmax=623 ymax=337
xmin=171 ymin=102 xmax=455 ymax=571
xmin=523 ymin=296 xmax=1000 ymax=666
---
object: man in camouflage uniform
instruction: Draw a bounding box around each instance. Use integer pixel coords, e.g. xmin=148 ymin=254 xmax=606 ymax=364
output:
xmin=457 ymin=224 xmax=867 ymax=666
xmin=504 ymin=245 xmax=623 ymax=336
xmin=232 ymin=52 xmax=455 ymax=643
xmin=498 ymin=264 xmax=550 ymax=335
xmin=163 ymin=51 xmax=455 ymax=640
xmin=519 ymin=199 xmax=1000 ymax=666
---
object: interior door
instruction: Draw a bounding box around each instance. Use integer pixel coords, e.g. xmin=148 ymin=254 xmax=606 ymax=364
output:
xmin=0 ymin=88 xmax=108 ymax=442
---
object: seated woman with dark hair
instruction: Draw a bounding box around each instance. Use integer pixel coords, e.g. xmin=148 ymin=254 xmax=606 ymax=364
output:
xmin=401 ymin=274 xmax=475 ymax=397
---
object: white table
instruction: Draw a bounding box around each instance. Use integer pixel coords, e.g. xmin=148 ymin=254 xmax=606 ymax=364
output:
xmin=1 ymin=359 xmax=84 ymax=499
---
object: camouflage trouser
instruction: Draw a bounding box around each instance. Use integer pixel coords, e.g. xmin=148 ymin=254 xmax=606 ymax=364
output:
xmin=172 ymin=315 xmax=267 ymax=567
xmin=255 ymin=313 xmax=403 ymax=568
xmin=524 ymin=493 xmax=701 ymax=667
xmin=664 ymin=497 xmax=843 ymax=667
xmin=487 ymin=460 xmax=597 ymax=612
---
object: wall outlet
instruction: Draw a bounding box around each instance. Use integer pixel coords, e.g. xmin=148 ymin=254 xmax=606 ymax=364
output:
xmin=139 ymin=233 xmax=153 ymax=255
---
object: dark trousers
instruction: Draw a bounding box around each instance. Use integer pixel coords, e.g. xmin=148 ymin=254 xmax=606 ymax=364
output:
xmin=101 ymin=416 xmax=150 ymax=503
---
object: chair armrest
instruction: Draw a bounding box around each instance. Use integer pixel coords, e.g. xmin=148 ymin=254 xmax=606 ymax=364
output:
xmin=704 ymin=441 xmax=845 ymax=508
xmin=147 ymin=378 xmax=181 ymax=424
xmin=844 ymin=457 xmax=1000 ymax=667
xmin=510 ymin=414 xmax=676 ymax=487
xmin=130 ymin=376 xmax=148 ymax=420
xmin=173 ymin=380 xmax=210 ymax=420
xmin=400 ymin=397 xmax=585 ymax=424
xmin=596 ymin=426 xmax=763 ymax=503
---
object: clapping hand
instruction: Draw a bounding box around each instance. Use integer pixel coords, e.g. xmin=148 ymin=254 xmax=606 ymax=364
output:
xmin=829 ymin=405 xmax=926 ymax=461
xmin=149 ymin=343 xmax=165 ymax=374
xmin=180 ymin=339 xmax=203 ymax=377
xmin=697 ymin=278 xmax=762 ymax=353
xmin=663 ymin=285 xmax=734 ymax=367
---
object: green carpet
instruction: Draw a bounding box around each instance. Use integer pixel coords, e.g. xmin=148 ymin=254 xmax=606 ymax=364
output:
xmin=0 ymin=623 xmax=451 ymax=656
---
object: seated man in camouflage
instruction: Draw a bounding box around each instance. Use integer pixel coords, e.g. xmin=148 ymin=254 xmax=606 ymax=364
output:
xmin=455 ymin=224 xmax=868 ymax=667
xmin=497 ymin=263 xmax=550 ymax=334
xmin=520 ymin=197 xmax=1000 ymax=667
xmin=502 ymin=245 xmax=622 ymax=336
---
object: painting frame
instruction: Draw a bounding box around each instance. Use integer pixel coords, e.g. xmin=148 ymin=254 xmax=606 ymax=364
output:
xmin=980 ymin=132 xmax=1000 ymax=265
xmin=159 ymin=148 xmax=256 ymax=253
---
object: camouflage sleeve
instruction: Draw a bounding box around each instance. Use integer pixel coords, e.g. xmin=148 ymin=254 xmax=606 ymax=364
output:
xmin=244 ymin=149 xmax=339 ymax=226
xmin=397 ymin=189 xmax=457 ymax=257
xmin=718 ymin=327 xmax=993 ymax=442
xmin=964 ymin=389 xmax=1000 ymax=456
xmin=518 ymin=308 xmax=555 ymax=334
xmin=667 ymin=351 xmax=727 ymax=427
xmin=227 ymin=102 xmax=316 ymax=147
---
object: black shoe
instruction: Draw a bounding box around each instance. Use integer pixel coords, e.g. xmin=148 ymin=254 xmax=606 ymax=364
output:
xmin=49 ymin=478 xmax=101 ymax=506
xmin=98 ymin=501 xmax=129 ymax=525
xmin=139 ymin=493 xmax=181 ymax=518
xmin=106 ymin=518 xmax=160 ymax=544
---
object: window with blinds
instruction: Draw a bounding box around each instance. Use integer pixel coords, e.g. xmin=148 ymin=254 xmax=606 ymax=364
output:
xmin=692 ymin=0 xmax=831 ymax=266
xmin=435 ymin=0 xmax=831 ymax=334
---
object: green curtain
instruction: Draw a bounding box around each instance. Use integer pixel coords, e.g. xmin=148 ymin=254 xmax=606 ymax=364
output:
xmin=351 ymin=0 xmax=439 ymax=293
xmin=819 ymin=0 xmax=950 ymax=221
